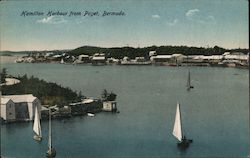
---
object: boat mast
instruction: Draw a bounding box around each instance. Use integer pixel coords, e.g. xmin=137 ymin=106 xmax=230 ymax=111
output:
xmin=178 ymin=102 xmax=184 ymax=139
xmin=48 ymin=108 xmax=52 ymax=150
xmin=186 ymin=51 xmax=190 ymax=89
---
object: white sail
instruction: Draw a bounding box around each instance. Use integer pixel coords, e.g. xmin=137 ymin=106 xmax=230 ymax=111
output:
xmin=33 ymin=106 xmax=42 ymax=138
xmin=172 ymin=102 xmax=183 ymax=141
xmin=60 ymin=58 xmax=64 ymax=64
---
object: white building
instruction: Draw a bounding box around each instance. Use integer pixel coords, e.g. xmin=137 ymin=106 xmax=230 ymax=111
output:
xmin=1 ymin=98 xmax=16 ymax=122
xmin=91 ymin=53 xmax=106 ymax=65
xmin=149 ymin=51 xmax=157 ymax=57
xmin=2 ymin=94 xmax=41 ymax=121
xmin=103 ymin=101 xmax=117 ymax=112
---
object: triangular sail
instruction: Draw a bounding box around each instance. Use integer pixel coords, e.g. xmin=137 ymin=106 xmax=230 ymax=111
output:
xmin=173 ymin=102 xmax=183 ymax=141
xmin=33 ymin=106 xmax=42 ymax=137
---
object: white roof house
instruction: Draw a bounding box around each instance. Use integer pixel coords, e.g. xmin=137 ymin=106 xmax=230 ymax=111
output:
xmin=224 ymin=54 xmax=248 ymax=61
xmin=2 ymin=94 xmax=41 ymax=121
xmin=172 ymin=54 xmax=186 ymax=57
xmin=149 ymin=51 xmax=157 ymax=57
xmin=150 ymin=55 xmax=172 ymax=62
xmin=1 ymin=97 xmax=16 ymax=121
xmin=154 ymin=55 xmax=172 ymax=59
xmin=3 ymin=94 xmax=38 ymax=103
xmin=92 ymin=56 xmax=106 ymax=60
xmin=79 ymin=54 xmax=89 ymax=59
xmin=201 ymin=55 xmax=223 ymax=60
xmin=3 ymin=78 xmax=20 ymax=86
xmin=82 ymin=98 xmax=94 ymax=104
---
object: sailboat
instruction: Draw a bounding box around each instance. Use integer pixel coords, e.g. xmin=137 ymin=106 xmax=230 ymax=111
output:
xmin=46 ymin=108 xmax=56 ymax=158
xmin=60 ymin=58 xmax=65 ymax=64
xmin=187 ymin=70 xmax=194 ymax=91
xmin=33 ymin=106 xmax=42 ymax=141
xmin=172 ymin=102 xmax=193 ymax=149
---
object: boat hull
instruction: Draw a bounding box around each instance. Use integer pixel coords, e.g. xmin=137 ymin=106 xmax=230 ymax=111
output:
xmin=33 ymin=135 xmax=42 ymax=142
xmin=46 ymin=148 xmax=56 ymax=158
xmin=177 ymin=139 xmax=193 ymax=150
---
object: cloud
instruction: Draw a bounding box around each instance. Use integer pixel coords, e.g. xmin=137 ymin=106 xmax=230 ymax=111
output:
xmin=186 ymin=9 xmax=200 ymax=17
xmin=185 ymin=9 xmax=215 ymax=24
xmin=166 ymin=19 xmax=178 ymax=26
xmin=152 ymin=14 xmax=160 ymax=19
xmin=207 ymin=15 xmax=215 ymax=21
xmin=37 ymin=16 xmax=67 ymax=24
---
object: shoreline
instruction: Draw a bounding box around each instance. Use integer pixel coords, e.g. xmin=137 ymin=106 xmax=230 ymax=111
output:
xmin=12 ymin=61 xmax=250 ymax=69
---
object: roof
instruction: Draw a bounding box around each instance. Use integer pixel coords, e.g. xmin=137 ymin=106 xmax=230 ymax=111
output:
xmin=2 ymin=94 xmax=38 ymax=103
xmin=92 ymin=56 xmax=105 ymax=60
xmin=172 ymin=54 xmax=185 ymax=57
xmin=82 ymin=98 xmax=94 ymax=104
xmin=154 ymin=55 xmax=172 ymax=59
xmin=201 ymin=55 xmax=223 ymax=60
xmin=79 ymin=54 xmax=89 ymax=58
xmin=0 ymin=97 xmax=14 ymax=105
xmin=52 ymin=55 xmax=62 ymax=58
xmin=4 ymin=78 xmax=20 ymax=86
xmin=224 ymin=55 xmax=248 ymax=60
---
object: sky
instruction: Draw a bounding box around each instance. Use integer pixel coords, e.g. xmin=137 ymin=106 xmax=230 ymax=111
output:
xmin=0 ymin=0 xmax=249 ymax=51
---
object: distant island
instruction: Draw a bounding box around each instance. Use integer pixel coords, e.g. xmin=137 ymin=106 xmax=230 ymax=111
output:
xmin=1 ymin=45 xmax=249 ymax=57
xmin=1 ymin=45 xmax=249 ymax=68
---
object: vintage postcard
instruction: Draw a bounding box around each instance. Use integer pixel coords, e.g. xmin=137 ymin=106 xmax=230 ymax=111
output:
xmin=0 ymin=0 xmax=249 ymax=158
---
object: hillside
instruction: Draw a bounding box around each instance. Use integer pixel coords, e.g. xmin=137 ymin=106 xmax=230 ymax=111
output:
xmin=68 ymin=45 xmax=249 ymax=59
xmin=1 ymin=75 xmax=83 ymax=106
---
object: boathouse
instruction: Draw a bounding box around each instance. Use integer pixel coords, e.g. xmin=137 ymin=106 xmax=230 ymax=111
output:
xmin=103 ymin=101 xmax=117 ymax=112
xmin=1 ymin=98 xmax=16 ymax=122
xmin=2 ymin=94 xmax=41 ymax=121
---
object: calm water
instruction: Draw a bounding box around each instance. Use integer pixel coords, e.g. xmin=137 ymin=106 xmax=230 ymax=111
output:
xmin=0 ymin=62 xmax=249 ymax=158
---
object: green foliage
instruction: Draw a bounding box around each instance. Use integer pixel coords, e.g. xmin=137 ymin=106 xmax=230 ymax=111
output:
xmin=2 ymin=75 xmax=84 ymax=106
xmin=101 ymin=89 xmax=117 ymax=101
xmin=67 ymin=45 xmax=243 ymax=60
xmin=0 ymin=68 xmax=7 ymax=84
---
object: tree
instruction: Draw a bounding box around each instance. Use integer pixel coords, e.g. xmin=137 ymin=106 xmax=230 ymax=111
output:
xmin=0 ymin=68 xmax=7 ymax=84
xmin=101 ymin=89 xmax=117 ymax=101
xmin=101 ymin=89 xmax=108 ymax=101
xmin=107 ymin=92 xmax=117 ymax=101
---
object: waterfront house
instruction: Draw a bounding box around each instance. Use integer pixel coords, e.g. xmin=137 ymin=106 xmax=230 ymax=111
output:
xmin=78 ymin=54 xmax=90 ymax=63
xmin=171 ymin=54 xmax=186 ymax=64
xmin=91 ymin=53 xmax=106 ymax=65
xmin=1 ymin=98 xmax=16 ymax=122
xmin=200 ymin=55 xmax=223 ymax=63
xmin=185 ymin=55 xmax=204 ymax=63
xmin=150 ymin=55 xmax=172 ymax=63
xmin=106 ymin=57 xmax=120 ymax=64
xmin=103 ymin=101 xmax=117 ymax=112
xmin=149 ymin=51 xmax=157 ymax=57
xmin=24 ymin=57 xmax=35 ymax=63
xmin=121 ymin=56 xmax=151 ymax=65
xmin=135 ymin=57 xmax=146 ymax=62
xmin=2 ymin=94 xmax=41 ymax=121
xmin=69 ymin=98 xmax=102 ymax=115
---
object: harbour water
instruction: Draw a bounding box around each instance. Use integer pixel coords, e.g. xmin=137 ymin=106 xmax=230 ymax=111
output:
xmin=0 ymin=62 xmax=249 ymax=158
